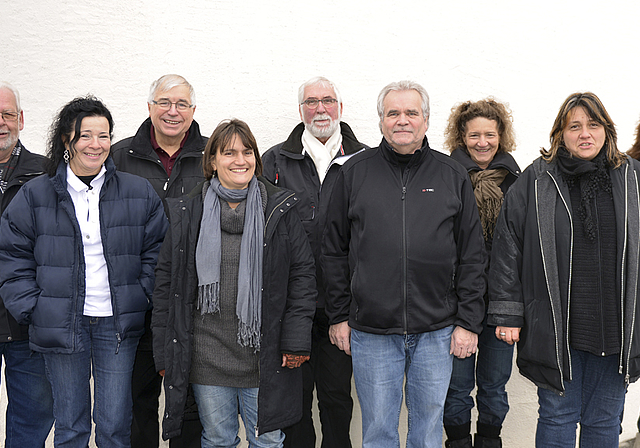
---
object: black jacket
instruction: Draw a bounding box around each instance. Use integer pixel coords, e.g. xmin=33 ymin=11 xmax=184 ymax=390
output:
xmin=111 ymin=117 xmax=207 ymax=350
xmin=321 ymin=137 xmax=487 ymax=335
xmin=151 ymin=177 xmax=316 ymax=439
xmin=111 ymin=117 xmax=206 ymax=205
xmin=262 ymin=122 xmax=367 ymax=308
xmin=0 ymin=143 xmax=46 ymax=342
xmin=488 ymin=156 xmax=640 ymax=393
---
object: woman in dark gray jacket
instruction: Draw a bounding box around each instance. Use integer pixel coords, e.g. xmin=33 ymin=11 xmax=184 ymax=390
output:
xmin=0 ymin=96 xmax=168 ymax=447
xmin=152 ymin=119 xmax=316 ymax=446
xmin=489 ymin=92 xmax=640 ymax=448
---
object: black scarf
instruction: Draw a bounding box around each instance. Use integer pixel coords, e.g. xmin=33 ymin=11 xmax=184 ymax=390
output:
xmin=556 ymin=147 xmax=612 ymax=241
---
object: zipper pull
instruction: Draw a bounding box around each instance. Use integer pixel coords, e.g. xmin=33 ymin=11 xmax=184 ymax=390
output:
xmin=163 ymin=180 xmax=168 ymax=191
xmin=401 ymin=186 xmax=406 ymax=200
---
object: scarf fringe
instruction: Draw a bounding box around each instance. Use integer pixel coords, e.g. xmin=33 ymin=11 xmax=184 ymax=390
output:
xmin=197 ymin=283 xmax=220 ymax=315
xmin=237 ymin=322 xmax=261 ymax=351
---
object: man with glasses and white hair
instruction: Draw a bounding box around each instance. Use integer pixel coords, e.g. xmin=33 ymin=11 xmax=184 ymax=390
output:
xmin=321 ymin=80 xmax=486 ymax=448
xmin=262 ymin=76 xmax=367 ymax=448
xmin=0 ymin=81 xmax=53 ymax=446
xmin=112 ymin=74 xmax=206 ymax=448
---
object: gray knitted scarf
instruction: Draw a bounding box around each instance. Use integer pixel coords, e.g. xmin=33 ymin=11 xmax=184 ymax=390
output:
xmin=195 ymin=176 xmax=264 ymax=349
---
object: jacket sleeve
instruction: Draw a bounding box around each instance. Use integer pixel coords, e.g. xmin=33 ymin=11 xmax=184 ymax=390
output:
xmin=0 ymin=187 xmax=41 ymax=325
xmin=279 ymin=208 xmax=316 ymax=354
xmin=452 ymin=174 xmax=488 ymax=334
xmin=320 ymin=168 xmax=352 ymax=326
xmin=151 ymin=212 xmax=174 ymax=373
xmin=261 ymin=148 xmax=277 ymax=183
xmin=487 ymin=179 xmax=526 ymax=328
xmin=140 ymin=182 xmax=169 ymax=302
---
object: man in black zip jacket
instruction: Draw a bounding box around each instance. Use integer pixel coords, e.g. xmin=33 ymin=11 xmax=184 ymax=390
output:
xmin=0 ymin=81 xmax=53 ymax=446
xmin=322 ymin=81 xmax=486 ymax=448
xmin=262 ymin=77 xmax=367 ymax=448
xmin=111 ymin=74 xmax=206 ymax=448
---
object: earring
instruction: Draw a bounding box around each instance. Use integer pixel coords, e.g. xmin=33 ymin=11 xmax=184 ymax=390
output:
xmin=63 ymin=149 xmax=70 ymax=164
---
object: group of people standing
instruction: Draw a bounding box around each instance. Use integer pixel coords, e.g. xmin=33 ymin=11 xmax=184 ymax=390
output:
xmin=0 ymin=73 xmax=639 ymax=448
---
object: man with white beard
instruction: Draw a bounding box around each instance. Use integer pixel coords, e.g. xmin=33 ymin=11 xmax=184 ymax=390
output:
xmin=262 ymin=77 xmax=367 ymax=448
xmin=0 ymin=81 xmax=53 ymax=446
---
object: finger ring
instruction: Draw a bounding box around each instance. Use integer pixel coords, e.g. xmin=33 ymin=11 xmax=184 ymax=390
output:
xmin=467 ymin=350 xmax=472 ymax=353
xmin=500 ymin=332 xmax=506 ymax=336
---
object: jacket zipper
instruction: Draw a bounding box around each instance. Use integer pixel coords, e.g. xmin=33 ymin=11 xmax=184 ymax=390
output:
xmin=542 ymin=172 xmax=574 ymax=391
xmin=401 ymin=168 xmax=410 ymax=333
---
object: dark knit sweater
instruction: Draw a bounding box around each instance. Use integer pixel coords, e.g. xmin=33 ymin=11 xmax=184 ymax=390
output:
xmin=567 ymin=174 xmax=620 ymax=356
xmin=190 ymin=198 xmax=260 ymax=387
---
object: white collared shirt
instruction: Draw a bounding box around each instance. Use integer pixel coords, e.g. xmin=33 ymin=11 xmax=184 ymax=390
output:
xmin=66 ymin=165 xmax=113 ymax=317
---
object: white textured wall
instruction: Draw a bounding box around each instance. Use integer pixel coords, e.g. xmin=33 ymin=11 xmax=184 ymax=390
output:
xmin=4 ymin=1 xmax=640 ymax=446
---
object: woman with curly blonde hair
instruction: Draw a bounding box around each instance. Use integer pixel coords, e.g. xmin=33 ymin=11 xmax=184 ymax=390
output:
xmin=443 ymin=98 xmax=520 ymax=448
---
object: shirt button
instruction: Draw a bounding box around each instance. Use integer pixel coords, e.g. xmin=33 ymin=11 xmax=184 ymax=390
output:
xmin=85 ymin=235 xmax=90 ymax=239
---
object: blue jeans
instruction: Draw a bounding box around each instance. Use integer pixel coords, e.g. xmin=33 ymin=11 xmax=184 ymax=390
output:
xmin=0 ymin=339 xmax=54 ymax=447
xmin=536 ymin=348 xmax=626 ymax=448
xmin=444 ymin=317 xmax=514 ymax=428
xmin=43 ymin=316 xmax=139 ymax=448
xmin=351 ymin=327 xmax=453 ymax=448
xmin=192 ymin=384 xmax=284 ymax=448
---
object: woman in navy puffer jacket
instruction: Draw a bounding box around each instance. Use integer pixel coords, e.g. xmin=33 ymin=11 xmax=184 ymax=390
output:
xmin=0 ymin=96 xmax=168 ymax=447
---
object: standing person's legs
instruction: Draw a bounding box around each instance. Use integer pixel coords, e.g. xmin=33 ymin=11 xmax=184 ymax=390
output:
xmin=475 ymin=318 xmax=514 ymax=443
xmin=443 ymin=351 xmax=475 ymax=445
xmin=2 ymin=340 xmax=54 ymax=448
xmin=43 ymin=318 xmax=93 ymax=448
xmin=131 ymin=311 xmax=163 ymax=448
xmin=238 ymin=387 xmax=285 ymax=448
xmin=313 ymin=308 xmax=353 ymax=448
xmin=578 ymin=350 xmax=625 ymax=448
xmin=536 ymin=349 xmax=582 ymax=448
xmin=351 ymin=329 xmax=405 ymax=448
xmin=404 ymin=326 xmax=454 ymax=448
xmin=91 ymin=316 xmax=139 ymax=448
xmin=192 ymin=384 xmax=241 ymax=448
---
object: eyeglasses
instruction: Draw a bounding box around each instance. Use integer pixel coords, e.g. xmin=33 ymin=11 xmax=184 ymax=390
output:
xmin=0 ymin=111 xmax=19 ymax=122
xmin=301 ymin=98 xmax=338 ymax=109
xmin=151 ymin=100 xmax=194 ymax=111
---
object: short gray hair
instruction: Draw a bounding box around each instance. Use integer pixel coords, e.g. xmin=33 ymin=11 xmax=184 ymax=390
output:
xmin=377 ymin=80 xmax=430 ymax=127
xmin=297 ymin=76 xmax=342 ymax=105
xmin=148 ymin=74 xmax=196 ymax=105
xmin=0 ymin=81 xmax=21 ymax=112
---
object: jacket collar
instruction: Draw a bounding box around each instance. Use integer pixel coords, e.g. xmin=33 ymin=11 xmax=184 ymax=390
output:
xmin=50 ymin=157 xmax=117 ymax=197
xmin=379 ymin=136 xmax=430 ymax=166
xmin=280 ymin=122 xmax=366 ymax=160
xmin=450 ymin=148 xmax=520 ymax=176
xmin=129 ymin=117 xmax=204 ymax=158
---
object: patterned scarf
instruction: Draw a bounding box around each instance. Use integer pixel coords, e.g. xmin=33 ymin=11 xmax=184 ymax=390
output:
xmin=0 ymin=140 xmax=22 ymax=194
xmin=469 ymin=168 xmax=508 ymax=240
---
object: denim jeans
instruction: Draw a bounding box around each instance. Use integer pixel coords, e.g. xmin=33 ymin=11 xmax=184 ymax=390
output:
xmin=0 ymin=339 xmax=54 ymax=447
xmin=351 ymin=326 xmax=454 ymax=448
xmin=444 ymin=317 xmax=514 ymax=428
xmin=192 ymin=384 xmax=285 ymax=448
xmin=43 ymin=316 xmax=139 ymax=448
xmin=536 ymin=348 xmax=626 ymax=448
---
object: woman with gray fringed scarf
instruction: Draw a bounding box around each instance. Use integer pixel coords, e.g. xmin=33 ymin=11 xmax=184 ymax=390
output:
xmin=442 ymin=98 xmax=521 ymax=448
xmin=151 ymin=119 xmax=316 ymax=447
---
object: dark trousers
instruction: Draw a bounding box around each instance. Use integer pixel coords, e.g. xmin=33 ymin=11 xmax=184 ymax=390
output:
xmin=131 ymin=311 xmax=203 ymax=448
xmin=283 ymin=308 xmax=353 ymax=448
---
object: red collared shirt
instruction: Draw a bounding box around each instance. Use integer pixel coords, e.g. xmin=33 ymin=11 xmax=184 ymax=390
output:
xmin=150 ymin=125 xmax=189 ymax=176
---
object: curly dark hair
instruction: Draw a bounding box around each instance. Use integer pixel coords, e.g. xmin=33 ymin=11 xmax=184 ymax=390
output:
xmin=443 ymin=98 xmax=516 ymax=154
xmin=45 ymin=95 xmax=113 ymax=176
